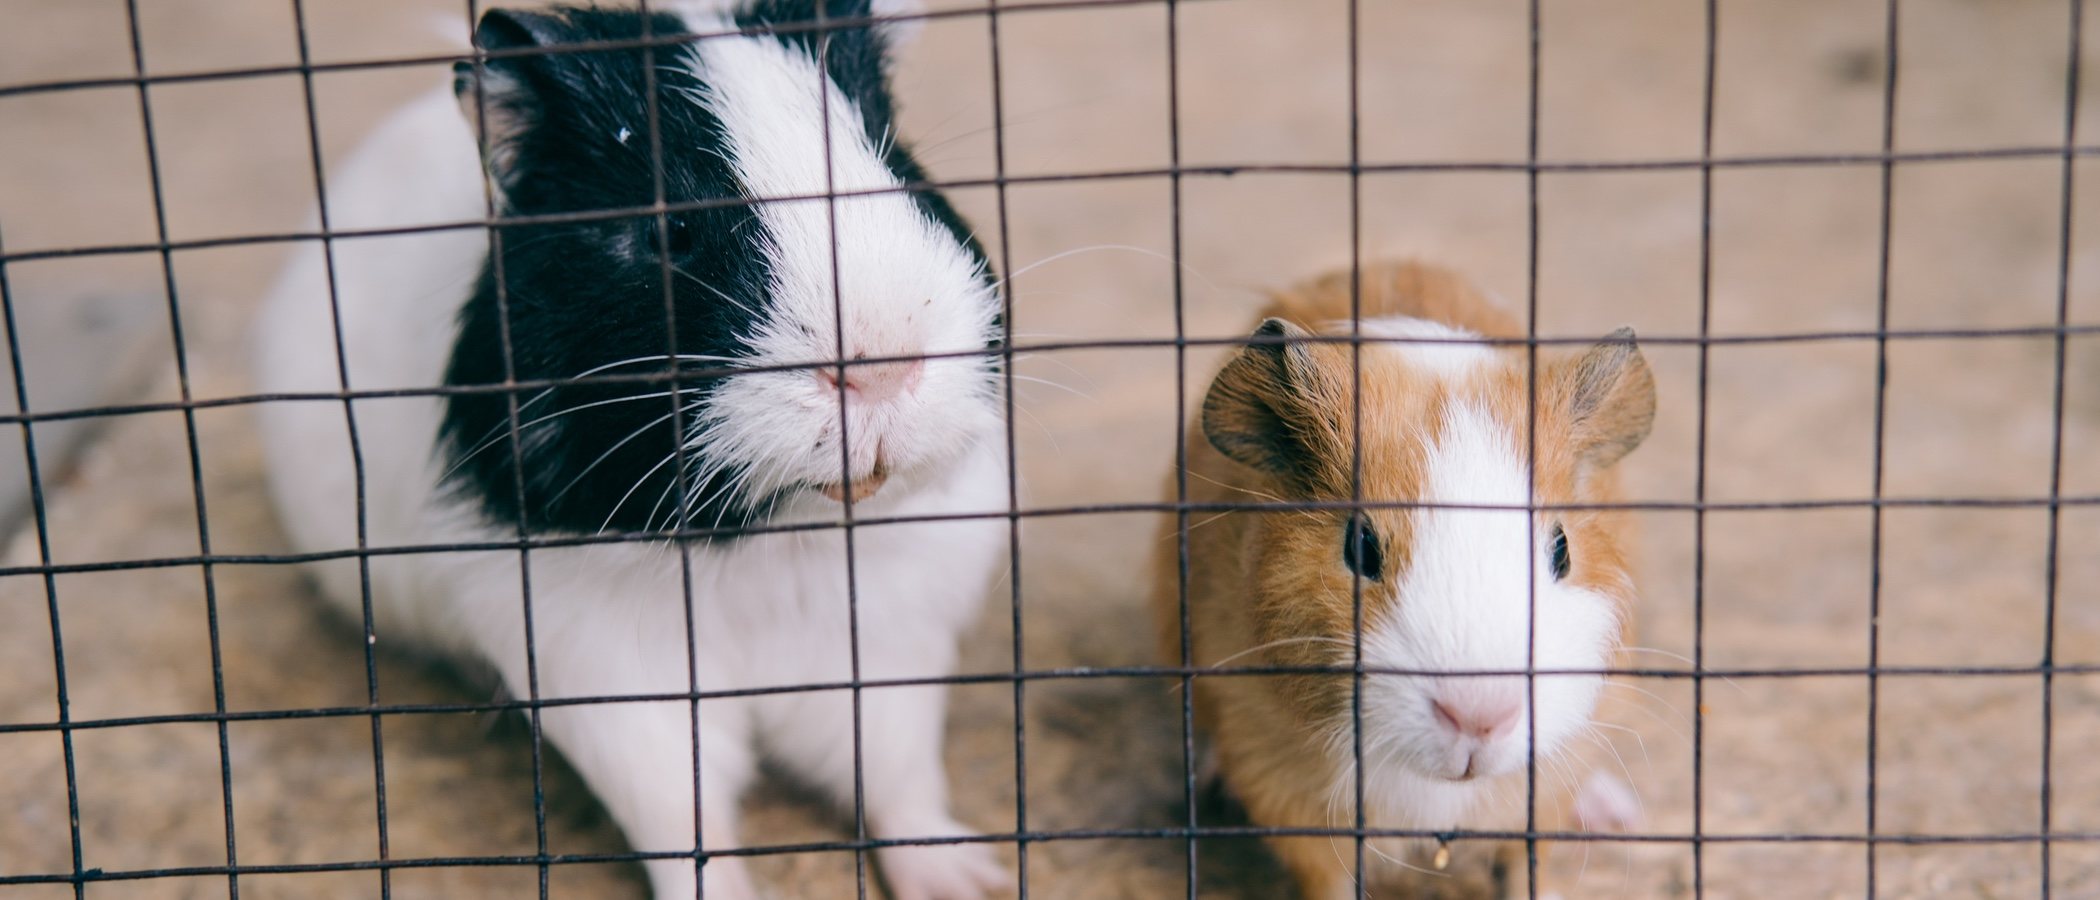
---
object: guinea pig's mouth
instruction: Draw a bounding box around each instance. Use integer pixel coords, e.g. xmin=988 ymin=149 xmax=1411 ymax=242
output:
xmin=813 ymin=444 xmax=891 ymax=503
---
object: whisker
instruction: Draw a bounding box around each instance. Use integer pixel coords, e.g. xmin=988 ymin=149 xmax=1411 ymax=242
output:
xmin=1323 ymin=780 xmax=1367 ymax=898
xmin=668 ymin=262 xmax=763 ymax=319
xmin=1619 ymin=646 xmax=1749 ymax=695
xmin=1587 ymin=720 xmax=1653 ymax=770
xmin=1005 ymin=373 xmax=1091 ymax=400
xmin=1577 ymin=730 xmax=1648 ymax=826
xmin=989 ymin=242 xmax=1241 ymax=299
xmin=440 ymin=353 xmax=723 ymax=479
xmin=1599 ymin=684 xmax=1692 ymax=748
xmin=1602 ymin=681 xmax=1694 ymax=732
xmin=1167 ymin=510 xmax=1235 ymax=540
xmin=1208 ymin=635 xmax=1354 ymax=669
xmin=543 ymin=407 xmax=687 ymax=509
xmin=598 ymin=450 xmax=683 ymax=536
xmin=441 ymin=387 xmax=705 ymax=482
xmin=1011 ymin=402 xmax=1063 ymax=456
xmin=1009 ymin=350 xmax=1097 ymax=391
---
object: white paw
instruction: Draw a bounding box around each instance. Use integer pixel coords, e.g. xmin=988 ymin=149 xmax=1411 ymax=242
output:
xmin=645 ymin=855 xmax=762 ymax=900
xmin=877 ymin=832 xmax=1012 ymax=900
xmin=1574 ymin=770 xmax=1643 ymax=834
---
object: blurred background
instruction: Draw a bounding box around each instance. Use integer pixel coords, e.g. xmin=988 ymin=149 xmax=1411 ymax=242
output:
xmin=1 ymin=0 xmax=2097 ymax=897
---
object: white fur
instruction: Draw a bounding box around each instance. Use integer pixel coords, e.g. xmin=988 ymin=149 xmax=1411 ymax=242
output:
xmin=1352 ymin=400 xmax=1619 ymax=828
xmin=1350 ymin=315 xmax=1494 ymax=382
xmin=252 ymin=13 xmax=1009 ymax=899
xmin=677 ymin=28 xmax=1000 ymax=510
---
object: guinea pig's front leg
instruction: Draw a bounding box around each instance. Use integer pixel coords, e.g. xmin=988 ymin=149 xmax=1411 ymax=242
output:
xmin=763 ymin=636 xmax=1009 ymax=900
xmin=535 ymin=696 xmax=764 ymax=900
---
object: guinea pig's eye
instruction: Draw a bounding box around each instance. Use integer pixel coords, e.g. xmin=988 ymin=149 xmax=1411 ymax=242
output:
xmin=1342 ymin=514 xmax=1383 ymax=581
xmin=1548 ymin=523 xmax=1571 ymax=581
xmin=662 ymin=217 xmax=697 ymax=256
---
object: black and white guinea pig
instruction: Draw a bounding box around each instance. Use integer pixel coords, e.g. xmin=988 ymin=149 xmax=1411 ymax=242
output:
xmin=254 ymin=2 xmax=1013 ymax=899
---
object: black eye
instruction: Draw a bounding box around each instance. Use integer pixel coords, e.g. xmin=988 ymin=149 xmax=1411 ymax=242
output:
xmin=663 ymin=217 xmax=697 ymax=256
xmin=1342 ymin=514 xmax=1383 ymax=581
xmin=1548 ymin=523 xmax=1571 ymax=581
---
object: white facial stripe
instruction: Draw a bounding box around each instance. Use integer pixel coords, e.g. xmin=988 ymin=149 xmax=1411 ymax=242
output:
xmin=1358 ymin=397 xmax=1618 ymax=792
xmin=1423 ymin=400 xmax=1530 ymax=510
xmin=661 ymin=21 xmax=1000 ymax=507
xmin=684 ymin=34 xmax=985 ymax=357
xmin=1404 ymin=402 xmax=1534 ymax=649
xmin=1350 ymin=315 xmax=1494 ymax=382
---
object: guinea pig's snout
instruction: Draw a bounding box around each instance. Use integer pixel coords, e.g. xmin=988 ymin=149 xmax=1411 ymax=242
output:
xmin=1430 ymin=695 xmax=1519 ymax=741
xmin=1425 ymin=682 xmax=1526 ymax=781
xmin=816 ymin=356 xmax=925 ymax=403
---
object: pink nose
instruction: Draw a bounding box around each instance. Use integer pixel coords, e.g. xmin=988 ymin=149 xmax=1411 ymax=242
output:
xmin=818 ymin=357 xmax=924 ymax=402
xmin=1431 ymin=695 xmax=1521 ymax=740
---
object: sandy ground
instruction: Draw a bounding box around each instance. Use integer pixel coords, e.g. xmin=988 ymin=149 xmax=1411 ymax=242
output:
xmin=3 ymin=0 xmax=2099 ymax=897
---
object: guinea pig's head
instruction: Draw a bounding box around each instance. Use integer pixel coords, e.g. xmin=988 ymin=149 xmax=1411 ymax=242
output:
xmin=441 ymin=1 xmax=999 ymax=538
xmin=1200 ymin=315 xmax=1654 ymax=793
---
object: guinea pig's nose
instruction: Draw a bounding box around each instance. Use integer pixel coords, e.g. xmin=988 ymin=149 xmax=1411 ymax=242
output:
xmin=1431 ymin=695 xmax=1521 ymax=740
xmin=817 ymin=357 xmax=925 ymax=402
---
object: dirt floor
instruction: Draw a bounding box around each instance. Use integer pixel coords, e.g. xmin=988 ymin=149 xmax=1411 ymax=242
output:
xmin=3 ymin=0 xmax=2100 ymax=897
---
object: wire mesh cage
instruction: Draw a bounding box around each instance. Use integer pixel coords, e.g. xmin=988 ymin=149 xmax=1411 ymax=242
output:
xmin=0 ymin=1 xmax=2094 ymax=898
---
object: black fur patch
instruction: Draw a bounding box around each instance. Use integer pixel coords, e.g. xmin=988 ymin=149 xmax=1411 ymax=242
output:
xmin=440 ymin=2 xmax=991 ymax=539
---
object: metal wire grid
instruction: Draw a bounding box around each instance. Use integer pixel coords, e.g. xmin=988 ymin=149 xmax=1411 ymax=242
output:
xmin=0 ymin=0 xmax=2087 ymax=898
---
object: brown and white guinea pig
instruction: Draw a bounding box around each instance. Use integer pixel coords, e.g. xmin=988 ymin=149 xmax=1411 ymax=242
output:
xmin=1152 ymin=261 xmax=1655 ymax=899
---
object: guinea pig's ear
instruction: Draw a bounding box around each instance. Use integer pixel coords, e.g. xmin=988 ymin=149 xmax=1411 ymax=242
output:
xmin=452 ymin=9 xmax=565 ymax=184
xmin=1201 ymin=318 xmax=1327 ymax=483
xmin=771 ymin=0 xmax=917 ymax=113
xmin=1554 ymin=327 xmax=1657 ymax=469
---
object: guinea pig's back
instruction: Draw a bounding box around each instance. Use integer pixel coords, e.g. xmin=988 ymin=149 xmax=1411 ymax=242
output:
xmin=251 ymin=86 xmax=492 ymax=638
xmin=1264 ymin=260 xmax=1520 ymax=341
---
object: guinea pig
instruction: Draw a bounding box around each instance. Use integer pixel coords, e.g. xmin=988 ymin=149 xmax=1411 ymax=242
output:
xmin=1152 ymin=261 xmax=1655 ymax=899
xmin=253 ymin=3 xmax=1010 ymax=899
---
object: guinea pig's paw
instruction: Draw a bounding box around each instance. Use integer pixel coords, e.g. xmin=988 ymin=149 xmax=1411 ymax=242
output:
xmin=876 ymin=830 xmax=1012 ymax=900
xmin=1574 ymin=770 xmax=1643 ymax=834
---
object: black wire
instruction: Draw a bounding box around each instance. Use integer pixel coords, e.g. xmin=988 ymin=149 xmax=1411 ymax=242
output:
xmin=12 ymin=147 xmax=2100 ymax=267
xmin=9 ymin=657 xmax=2100 ymax=741
xmin=460 ymin=3 xmax=550 ymax=898
xmin=1164 ymin=0 xmax=1196 ymax=894
xmin=8 ymin=2 xmax=2085 ymax=895
xmin=1693 ymin=0 xmax=1719 ymax=897
xmin=0 ymin=0 xmax=1217 ymax=103
xmin=1523 ymin=0 xmax=1543 ymax=894
xmin=806 ymin=5 xmax=874 ymax=898
xmin=984 ymin=0 xmax=1033 ymax=893
xmin=0 ymin=320 xmax=2091 ymax=438
xmin=622 ymin=3 xmax=712 ymax=897
xmin=2039 ymin=1 xmax=2084 ymax=895
xmin=0 ymin=214 xmax=85 ymax=900
xmin=286 ymin=2 xmax=392 ymax=896
xmin=0 ymin=492 xmax=2085 ymax=586
xmin=1345 ymin=0 xmax=1368 ymax=893
xmin=1865 ymin=2 xmax=1902 ymax=895
xmin=118 ymin=3 xmax=243 ymax=897
xmin=6 ymin=820 xmax=2099 ymax=888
